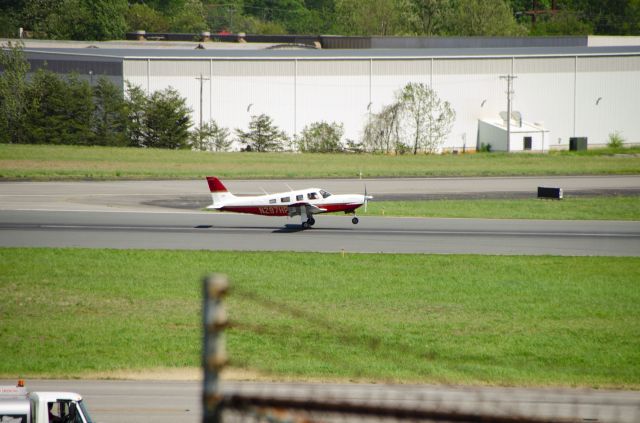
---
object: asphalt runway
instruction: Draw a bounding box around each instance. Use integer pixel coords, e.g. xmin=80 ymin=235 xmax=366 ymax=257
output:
xmin=9 ymin=379 xmax=640 ymax=423
xmin=1 ymin=176 xmax=639 ymax=255
xmin=1 ymin=209 xmax=639 ymax=255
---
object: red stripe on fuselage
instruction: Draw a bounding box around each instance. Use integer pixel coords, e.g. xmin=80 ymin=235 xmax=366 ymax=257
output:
xmin=222 ymin=206 xmax=289 ymax=216
xmin=220 ymin=203 xmax=362 ymax=216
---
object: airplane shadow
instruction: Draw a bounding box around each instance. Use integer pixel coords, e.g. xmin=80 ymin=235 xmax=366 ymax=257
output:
xmin=193 ymin=224 xmax=346 ymax=233
xmin=194 ymin=224 xmax=306 ymax=232
xmin=273 ymin=224 xmax=306 ymax=233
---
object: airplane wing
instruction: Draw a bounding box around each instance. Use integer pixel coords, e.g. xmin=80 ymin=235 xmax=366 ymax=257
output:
xmin=288 ymin=202 xmax=326 ymax=217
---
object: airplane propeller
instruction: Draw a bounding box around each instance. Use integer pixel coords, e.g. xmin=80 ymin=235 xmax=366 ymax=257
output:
xmin=364 ymin=184 xmax=372 ymax=213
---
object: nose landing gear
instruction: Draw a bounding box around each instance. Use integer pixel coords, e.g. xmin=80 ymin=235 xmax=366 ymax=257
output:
xmin=352 ymin=217 xmax=359 ymax=225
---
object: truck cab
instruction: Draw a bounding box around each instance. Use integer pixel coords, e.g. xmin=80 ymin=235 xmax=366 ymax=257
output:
xmin=1 ymin=382 xmax=93 ymax=423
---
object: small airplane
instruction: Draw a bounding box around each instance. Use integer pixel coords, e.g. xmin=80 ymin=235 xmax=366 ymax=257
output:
xmin=205 ymin=177 xmax=372 ymax=228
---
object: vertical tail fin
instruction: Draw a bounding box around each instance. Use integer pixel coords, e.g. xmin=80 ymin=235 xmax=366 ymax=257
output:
xmin=206 ymin=177 xmax=236 ymax=209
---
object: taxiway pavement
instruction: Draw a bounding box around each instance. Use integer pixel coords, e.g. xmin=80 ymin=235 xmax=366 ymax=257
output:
xmin=1 ymin=175 xmax=639 ymax=212
xmin=10 ymin=379 xmax=640 ymax=423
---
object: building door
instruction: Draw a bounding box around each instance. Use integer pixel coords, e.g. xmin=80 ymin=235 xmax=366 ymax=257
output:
xmin=523 ymin=136 xmax=532 ymax=150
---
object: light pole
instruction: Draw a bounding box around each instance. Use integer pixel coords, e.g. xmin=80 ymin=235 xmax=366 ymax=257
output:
xmin=500 ymin=74 xmax=517 ymax=152
xmin=195 ymin=74 xmax=210 ymax=131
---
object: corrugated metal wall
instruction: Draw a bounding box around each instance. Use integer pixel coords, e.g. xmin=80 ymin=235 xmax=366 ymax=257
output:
xmin=213 ymin=60 xmax=296 ymax=136
xmin=123 ymin=53 xmax=640 ymax=151
xmin=433 ymin=58 xmax=512 ymax=151
xmin=513 ymin=57 xmax=575 ymax=149
xmin=576 ymin=56 xmax=640 ymax=146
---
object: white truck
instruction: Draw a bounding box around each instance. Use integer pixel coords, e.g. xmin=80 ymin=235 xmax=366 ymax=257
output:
xmin=1 ymin=381 xmax=94 ymax=423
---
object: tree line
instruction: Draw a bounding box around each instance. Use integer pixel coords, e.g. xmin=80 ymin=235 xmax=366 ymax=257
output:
xmin=0 ymin=0 xmax=638 ymax=40
xmin=0 ymin=42 xmax=194 ymax=148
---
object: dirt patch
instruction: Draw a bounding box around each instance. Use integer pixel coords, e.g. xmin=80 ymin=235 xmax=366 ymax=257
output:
xmin=80 ymin=367 xmax=270 ymax=382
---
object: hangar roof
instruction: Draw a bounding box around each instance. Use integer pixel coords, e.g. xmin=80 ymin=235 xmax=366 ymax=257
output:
xmin=21 ymin=45 xmax=640 ymax=60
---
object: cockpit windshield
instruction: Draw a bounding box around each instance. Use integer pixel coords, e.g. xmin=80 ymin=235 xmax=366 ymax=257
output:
xmin=78 ymin=400 xmax=94 ymax=423
xmin=319 ymin=190 xmax=332 ymax=198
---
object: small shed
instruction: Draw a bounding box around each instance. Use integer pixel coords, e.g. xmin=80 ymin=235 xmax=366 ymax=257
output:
xmin=478 ymin=114 xmax=550 ymax=152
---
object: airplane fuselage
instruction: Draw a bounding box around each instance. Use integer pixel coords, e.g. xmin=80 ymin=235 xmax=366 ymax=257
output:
xmin=212 ymin=189 xmax=365 ymax=216
xmin=206 ymin=177 xmax=371 ymax=227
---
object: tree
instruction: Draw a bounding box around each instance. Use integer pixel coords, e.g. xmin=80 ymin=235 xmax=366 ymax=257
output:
xmin=18 ymin=0 xmax=60 ymax=37
xmin=126 ymin=3 xmax=170 ymax=32
xmin=20 ymin=0 xmax=127 ymax=40
xmin=236 ymin=114 xmax=288 ymax=152
xmin=145 ymin=87 xmax=193 ymax=149
xmin=169 ymin=0 xmax=207 ymax=32
xmin=23 ymin=70 xmax=94 ymax=145
xmin=561 ymin=0 xmax=639 ymax=35
xmin=362 ymin=102 xmax=403 ymax=154
xmin=125 ymin=83 xmax=149 ymax=148
xmin=86 ymin=0 xmax=128 ymax=40
xmin=529 ymin=10 xmax=593 ymax=35
xmin=445 ymin=0 xmax=526 ymax=36
xmin=190 ymin=120 xmax=232 ymax=151
xmin=124 ymin=84 xmax=192 ymax=149
xmin=399 ymin=82 xmax=455 ymax=154
xmin=298 ymin=121 xmax=344 ymax=153
xmin=334 ymin=0 xmax=413 ymax=35
xmin=408 ymin=0 xmax=451 ymax=36
xmin=0 ymin=42 xmax=29 ymax=144
xmin=0 ymin=1 xmax=21 ymax=38
xmin=92 ymin=77 xmax=129 ymax=146
xmin=362 ymin=83 xmax=455 ymax=154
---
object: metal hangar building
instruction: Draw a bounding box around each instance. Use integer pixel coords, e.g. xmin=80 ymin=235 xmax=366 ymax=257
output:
xmin=15 ymin=40 xmax=640 ymax=152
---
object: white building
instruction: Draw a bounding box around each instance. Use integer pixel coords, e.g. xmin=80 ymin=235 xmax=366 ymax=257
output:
xmin=478 ymin=115 xmax=551 ymax=152
xmin=15 ymin=42 xmax=640 ymax=152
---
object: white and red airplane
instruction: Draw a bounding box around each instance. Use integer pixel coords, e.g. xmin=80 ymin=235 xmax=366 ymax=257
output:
xmin=205 ymin=177 xmax=372 ymax=228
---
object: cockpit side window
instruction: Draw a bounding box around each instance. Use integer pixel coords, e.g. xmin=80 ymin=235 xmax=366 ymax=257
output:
xmin=307 ymin=192 xmax=319 ymax=200
xmin=320 ymin=190 xmax=332 ymax=198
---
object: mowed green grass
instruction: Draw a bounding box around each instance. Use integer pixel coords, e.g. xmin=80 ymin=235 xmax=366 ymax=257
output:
xmin=363 ymin=196 xmax=640 ymax=220
xmin=1 ymin=248 xmax=639 ymax=388
xmin=1 ymin=144 xmax=640 ymax=180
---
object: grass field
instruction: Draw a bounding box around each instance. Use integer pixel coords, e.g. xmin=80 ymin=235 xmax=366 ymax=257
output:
xmin=363 ymin=196 xmax=640 ymax=220
xmin=1 ymin=144 xmax=640 ymax=180
xmin=1 ymin=248 xmax=639 ymax=388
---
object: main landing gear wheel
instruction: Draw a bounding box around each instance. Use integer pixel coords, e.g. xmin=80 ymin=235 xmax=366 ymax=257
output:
xmin=308 ymin=217 xmax=315 ymax=226
xmin=352 ymin=217 xmax=359 ymax=224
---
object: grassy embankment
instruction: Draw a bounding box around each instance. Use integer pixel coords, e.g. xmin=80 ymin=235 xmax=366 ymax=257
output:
xmin=1 ymin=144 xmax=640 ymax=180
xmin=1 ymin=248 xmax=639 ymax=388
xmin=361 ymin=196 xmax=640 ymax=220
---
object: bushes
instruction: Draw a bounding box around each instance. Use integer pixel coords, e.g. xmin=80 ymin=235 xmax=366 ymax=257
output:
xmin=608 ymin=131 xmax=625 ymax=149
